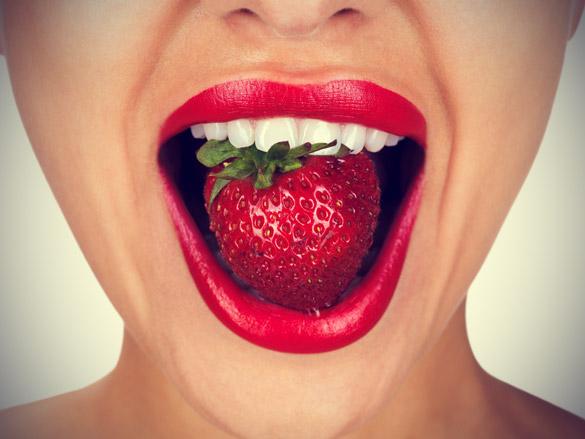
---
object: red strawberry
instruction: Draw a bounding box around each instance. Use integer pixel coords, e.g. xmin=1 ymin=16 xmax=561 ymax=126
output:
xmin=198 ymin=140 xmax=380 ymax=312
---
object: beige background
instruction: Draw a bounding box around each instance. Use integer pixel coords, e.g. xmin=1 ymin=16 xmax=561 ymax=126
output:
xmin=0 ymin=26 xmax=583 ymax=417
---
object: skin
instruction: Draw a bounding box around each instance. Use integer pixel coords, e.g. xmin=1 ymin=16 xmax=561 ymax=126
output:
xmin=1 ymin=1 xmax=584 ymax=437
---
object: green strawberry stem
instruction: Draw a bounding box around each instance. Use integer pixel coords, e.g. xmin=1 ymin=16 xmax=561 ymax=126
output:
xmin=197 ymin=140 xmax=352 ymax=205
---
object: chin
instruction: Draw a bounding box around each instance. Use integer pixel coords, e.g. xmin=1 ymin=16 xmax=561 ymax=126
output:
xmin=167 ymin=344 xmax=398 ymax=439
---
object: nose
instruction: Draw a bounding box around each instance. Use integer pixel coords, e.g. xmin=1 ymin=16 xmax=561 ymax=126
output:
xmin=211 ymin=0 xmax=366 ymax=38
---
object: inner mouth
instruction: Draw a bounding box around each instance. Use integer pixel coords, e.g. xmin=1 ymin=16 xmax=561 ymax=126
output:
xmin=159 ymin=126 xmax=424 ymax=314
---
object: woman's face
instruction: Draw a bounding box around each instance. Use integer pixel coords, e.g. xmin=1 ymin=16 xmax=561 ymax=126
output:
xmin=1 ymin=1 xmax=578 ymax=437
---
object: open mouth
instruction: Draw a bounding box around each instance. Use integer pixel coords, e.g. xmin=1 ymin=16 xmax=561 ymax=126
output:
xmin=158 ymin=80 xmax=426 ymax=353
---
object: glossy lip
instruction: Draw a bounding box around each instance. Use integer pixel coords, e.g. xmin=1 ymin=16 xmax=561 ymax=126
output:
xmin=159 ymin=79 xmax=426 ymax=353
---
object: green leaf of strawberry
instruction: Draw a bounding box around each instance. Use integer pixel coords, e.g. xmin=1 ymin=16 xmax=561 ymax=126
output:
xmin=277 ymin=158 xmax=302 ymax=173
xmin=266 ymin=141 xmax=290 ymax=161
xmin=335 ymin=144 xmax=351 ymax=158
xmin=211 ymin=159 xmax=255 ymax=180
xmin=208 ymin=177 xmax=231 ymax=206
xmin=196 ymin=139 xmax=243 ymax=167
xmin=198 ymin=138 xmax=341 ymax=205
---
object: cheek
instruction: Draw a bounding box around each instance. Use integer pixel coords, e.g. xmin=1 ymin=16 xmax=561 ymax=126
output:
xmin=3 ymin=3 xmax=141 ymax=210
xmin=2 ymin=1 xmax=183 ymax=325
xmin=2 ymin=0 xmax=193 ymax=183
xmin=418 ymin=1 xmax=570 ymax=308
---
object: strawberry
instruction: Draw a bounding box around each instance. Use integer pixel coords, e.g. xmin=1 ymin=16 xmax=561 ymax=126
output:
xmin=197 ymin=140 xmax=380 ymax=312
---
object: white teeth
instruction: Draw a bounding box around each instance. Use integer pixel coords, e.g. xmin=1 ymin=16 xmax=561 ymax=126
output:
xmin=190 ymin=124 xmax=206 ymax=139
xmin=255 ymin=117 xmax=298 ymax=152
xmin=193 ymin=118 xmax=403 ymax=155
xmin=384 ymin=133 xmax=403 ymax=147
xmin=298 ymin=119 xmax=341 ymax=155
xmin=203 ymin=122 xmax=228 ymax=141
xmin=365 ymin=128 xmax=388 ymax=152
xmin=227 ymin=119 xmax=254 ymax=148
xmin=340 ymin=123 xmax=366 ymax=154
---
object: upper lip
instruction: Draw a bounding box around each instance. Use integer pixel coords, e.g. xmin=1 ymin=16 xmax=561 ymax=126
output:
xmin=159 ymin=79 xmax=426 ymax=146
xmin=159 ymin=78 xmax=426 ymax=353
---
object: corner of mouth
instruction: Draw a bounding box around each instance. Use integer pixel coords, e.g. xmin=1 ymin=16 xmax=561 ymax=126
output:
xmin=157 ymin=78 xmax=426 ymax=353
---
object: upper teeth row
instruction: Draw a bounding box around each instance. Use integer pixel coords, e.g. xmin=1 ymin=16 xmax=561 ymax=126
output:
xmin=190 ymin=118 xmax=403 ymax=155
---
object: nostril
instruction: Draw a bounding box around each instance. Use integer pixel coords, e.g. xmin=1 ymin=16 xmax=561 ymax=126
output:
xmin=332 ymin=7 xmax=358 ymax=18
xmin=225 ymin=7 xmax=263 ymax=29
xmin=330 ymin=7 xmax=363 ymax=26
xmin=236 ymin=8 xmax=255 ymax=16
xmin=228 ymin=7 xmax=259 ymax=20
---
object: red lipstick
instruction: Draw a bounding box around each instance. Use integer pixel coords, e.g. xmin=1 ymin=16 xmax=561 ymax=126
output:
xmin=159 ymin=79 xmax=426 ymax=353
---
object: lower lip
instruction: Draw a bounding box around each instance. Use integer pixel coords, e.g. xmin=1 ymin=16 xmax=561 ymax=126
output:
xmin=160 ymin=79 xmax=426 ymax=353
